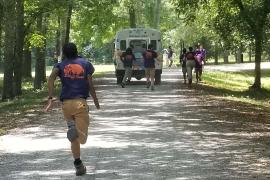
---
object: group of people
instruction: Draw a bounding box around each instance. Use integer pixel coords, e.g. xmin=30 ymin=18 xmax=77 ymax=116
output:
xmin=179 ymin=45 xmax=206 ymax=85
xmin=44 ymin=42 xmax=206 ymax=176
xmin=120 ymin=44 xmax=158 ymax=91
xmin=120 ymin=44 xmax=206 ymax=88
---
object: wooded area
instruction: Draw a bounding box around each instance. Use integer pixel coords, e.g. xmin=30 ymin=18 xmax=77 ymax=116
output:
xmin=0 ymin=0 xmax=270 ymax=101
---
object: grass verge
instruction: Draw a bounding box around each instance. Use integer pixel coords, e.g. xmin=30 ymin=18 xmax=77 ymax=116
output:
xmin=198 ymin=69 xmax=270 ymax=107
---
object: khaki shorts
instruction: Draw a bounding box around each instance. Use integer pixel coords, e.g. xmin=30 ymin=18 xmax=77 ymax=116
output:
xmin=145 ymin=68 xmax=155 ymax=78
xmin=62 ymin=98 xmax=90 ymax=144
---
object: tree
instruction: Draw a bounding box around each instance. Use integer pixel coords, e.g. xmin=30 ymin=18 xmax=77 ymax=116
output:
xmin=233 ymin=0 xmax=270 ymax=89
xmin=0 ymin=2 xmax=3 ymax=64
xmin=14 ymin=0 xmax=25 ymax=96
xmin=22 ymin=42 xmax=32 ymax=78
xmin=64 ymin=0 xmax=73 ymax=44
xmin=33 ymin=13 xmax=47 ymax=90
xmin=2 ymin=0 xmax=16 ymax=100
xmin=154 ymin=0 xmax=161 ymax=29
xmin=129 ymin=3 xmax=136 ymax=28
xmin=171 ymin=0 xmax=270 ymax=89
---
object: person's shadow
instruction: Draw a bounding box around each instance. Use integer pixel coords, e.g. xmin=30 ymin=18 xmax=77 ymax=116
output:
xmin=75 ymin=173 xmax=95 ymax=180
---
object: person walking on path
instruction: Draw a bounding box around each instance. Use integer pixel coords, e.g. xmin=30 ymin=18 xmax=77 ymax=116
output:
xmin=195 ymin=46 xmax=203 ymax=83
xmin=195 ymin=45 xmax=207 ymax=83
xmin=185 ymin=46 xmax=196 ymax=86
xmin=143 ymin=44 xmax=158 ymax=91
xmin=45 ymin=43 xmax=100 ymax=176
xmin=167 ymin=46 xmax=174 ymax=68
xmin=120 ymin=47 xmax=136 ymax=88
xmin=179 ymin=48 xmax=187 ymax=84
xmin=113 ymin=48 xmax=123 ymax=70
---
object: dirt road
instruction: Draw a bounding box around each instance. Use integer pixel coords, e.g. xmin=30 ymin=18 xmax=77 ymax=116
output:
xmin=0 ymin=68 xmax=270 ymax=180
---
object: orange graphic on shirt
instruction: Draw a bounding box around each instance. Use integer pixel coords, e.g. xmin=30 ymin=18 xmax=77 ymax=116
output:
xmin=64 ymin=64 xmax=85 ymax=79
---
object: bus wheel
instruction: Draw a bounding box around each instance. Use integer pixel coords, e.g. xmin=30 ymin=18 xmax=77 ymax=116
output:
xmin=117 ymin=76 xmax=123 ymax=84
xmin=155 ymin=73 xmax=161 ymax=85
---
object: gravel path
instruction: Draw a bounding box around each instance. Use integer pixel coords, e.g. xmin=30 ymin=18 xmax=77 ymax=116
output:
xmin=0 ymin=68 xmax=270 ymax=180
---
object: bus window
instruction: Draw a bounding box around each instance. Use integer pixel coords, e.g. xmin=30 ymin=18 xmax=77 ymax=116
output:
xmin=129 ymin=40 xmax=147 ymax=52
xmin=150 ymin=40 xmax=157 ymax=50
xmin=120 ymin=40 xmax=126 ymax=50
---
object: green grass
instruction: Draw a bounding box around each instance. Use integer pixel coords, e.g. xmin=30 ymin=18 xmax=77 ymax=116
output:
xmin=0 ymin=81 xmax=61 ymax=114
xmin=200 ymin=69 xmax=270 ymax=106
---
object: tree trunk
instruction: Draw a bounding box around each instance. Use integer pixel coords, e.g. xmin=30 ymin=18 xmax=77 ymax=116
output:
xmin=41 ymin=15 xmax=48 ymax=83
xmin=214 ymin=43 xmax=218 ymax=65
xmin=129 ymin=5 xmax=136 ymax=28
xmin=223 ymin=50 xmax=229 ymax=64
xmin=34 ymin=14 xmax=45 ymax=90
xmin=234 ymin=50 xmax=238 ymax=63
xmin=14 ymin=0 xmax=24 ymax=96
xmin=236 ymin=47 xmax=243 ymax=63
xmin=61 ymin=17 xmax=66 ymax=57
xmin=249 ymin=44 xmax=252 ymax=62
xmin=23 ymin=46 xmax=32 ymax=78
xmin=0 ymin=2 xmax=3 ymax=64
xmin=251 ymin=34 xmax=262 ymax=89
xmin=64 ymin=0 xmax=73 ymax=44
xmin=55 ymin=16 xmax=61 ymax=63
xmin=154 ymin=0 xmax=161 ymax=29
xmin=2 ymin=0 xmax=16 ymax=100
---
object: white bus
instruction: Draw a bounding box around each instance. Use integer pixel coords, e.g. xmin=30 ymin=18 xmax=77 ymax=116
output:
xmin=113 ymin=28 xmax=163 ymax=84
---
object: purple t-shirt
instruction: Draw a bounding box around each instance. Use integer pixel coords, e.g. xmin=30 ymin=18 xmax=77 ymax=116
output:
xmin=143 ymin=50 xmax=157 ymax=68
xmin=200 ymin=48 xmax=206 ymax=60
xmin=55 ymin=57 xmax=95 ymax=101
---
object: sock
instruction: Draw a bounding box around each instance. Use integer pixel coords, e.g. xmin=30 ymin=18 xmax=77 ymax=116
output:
xmin=74 ymin=158 xmax=82 ymax=165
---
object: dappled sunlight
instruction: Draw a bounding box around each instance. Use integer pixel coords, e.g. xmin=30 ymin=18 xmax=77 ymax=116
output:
xmin=1 ymin=68 xmax=270 ymax=179
xmin=0 ymin=126 xmax=69 ymax=153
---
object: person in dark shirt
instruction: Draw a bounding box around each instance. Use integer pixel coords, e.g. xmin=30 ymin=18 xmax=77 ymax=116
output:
xmin=143 ymin=44 xmax=158 ymax=90
xmin=120 ymin=47 xmax=136 ymax=88
xmin=179 ymin=48 xmax=187 ymax=84
xmin=45 ymin=43 xmax=100 ymax=176
xmin=185 ymin=46 xmax=196 ymax=85
xmin=168 ymin=46 xmax=174 ymax=68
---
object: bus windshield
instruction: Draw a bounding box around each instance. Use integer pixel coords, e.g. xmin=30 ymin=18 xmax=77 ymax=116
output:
xmin=129 ymin=40 xmax=147 ymax=52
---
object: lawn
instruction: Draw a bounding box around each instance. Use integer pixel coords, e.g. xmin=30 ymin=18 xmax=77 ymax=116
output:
xmin=199 ymin=69 xmax=270 ymax=106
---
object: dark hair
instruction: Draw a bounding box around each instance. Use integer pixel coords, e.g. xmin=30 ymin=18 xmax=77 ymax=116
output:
xmin=62 ymin=43 xmax=78 ymax=59
xmin=126 ymin=47 xmax=133 ymax=54
xmin=148 ymin=44 xmax=153 ymax=50
xmin=182 ymin=48 xmax=187 ymax=53
xmin=188 ymin=46 xmax=193 ymax=52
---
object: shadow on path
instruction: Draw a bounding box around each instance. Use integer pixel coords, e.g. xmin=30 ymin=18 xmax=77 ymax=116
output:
xmin=1 ymin=69 xmax=270 ymax=179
